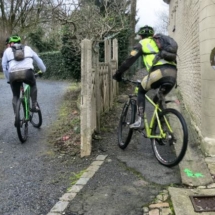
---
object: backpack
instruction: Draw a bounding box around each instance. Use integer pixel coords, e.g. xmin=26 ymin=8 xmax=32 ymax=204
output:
xmin=151 ymin=33 xmax=178 ymax=65
xmin=10 ymin=43 xmax=25 ymax=61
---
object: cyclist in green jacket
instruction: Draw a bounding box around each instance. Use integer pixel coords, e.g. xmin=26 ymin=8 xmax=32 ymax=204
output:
xmin=113 ymin=25 xmax=177 ymax=128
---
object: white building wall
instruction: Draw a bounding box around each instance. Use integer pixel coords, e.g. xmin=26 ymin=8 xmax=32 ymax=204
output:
xmin=165 ymin=0 xmax=215 ymax=155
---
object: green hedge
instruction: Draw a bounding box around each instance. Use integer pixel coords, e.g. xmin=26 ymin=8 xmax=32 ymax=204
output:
xmin=36 ymin=35 xmax=144 ymax=80
xmin=37 ymin=51 xmax=67 ymax=79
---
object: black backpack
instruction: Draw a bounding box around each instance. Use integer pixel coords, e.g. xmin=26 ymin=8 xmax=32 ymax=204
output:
xmin=151 ymin=33 xmax=178 ymax=65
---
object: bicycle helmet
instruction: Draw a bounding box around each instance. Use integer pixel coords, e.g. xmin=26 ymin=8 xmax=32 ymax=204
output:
xmin=137 ymin=25 xmax=154 ymax=37
xmin=9 ymin=35 xmax=21 ymax=43
xmin=5 ymin=37 xmax=10 ymax=45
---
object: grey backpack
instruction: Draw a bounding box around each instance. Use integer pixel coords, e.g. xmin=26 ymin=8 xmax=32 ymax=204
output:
xmin=10 ymin=44 xmax=25 ymax=61
xmin=152 ymin=33 xmax=178 ymax=65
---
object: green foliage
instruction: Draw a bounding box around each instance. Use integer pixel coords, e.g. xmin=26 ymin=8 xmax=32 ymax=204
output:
xmin=28 ymin=27 xmax=58 ymax=52
xmin=36 ymin=51 xmax=66 ymax=79
xmin=116 ymin=29 xmax=132 ymax=66
xmin=116 ymin=29 xmax=144 ymax=75
xmin=60 ymin=26 xmax=81 ymax=81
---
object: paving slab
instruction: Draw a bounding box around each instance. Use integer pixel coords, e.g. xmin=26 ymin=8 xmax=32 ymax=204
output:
xmin=179 ymin=159 xmax=213 ymax=186
xmin=166 ymin=93 xmax=214 ymax=186
xmin=169 ymin=187 xmax=215 ymax=215
xmin=205 ymin=157 xmax=215 ymax=175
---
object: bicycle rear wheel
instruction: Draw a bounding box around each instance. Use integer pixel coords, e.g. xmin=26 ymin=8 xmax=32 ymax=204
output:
xmin=30 ymin=103 xmax=42 ymax=128
xmin=16 ymin=98 xmax=28 ymax=143
xmin=151 ymin=108 xmax=188 ymax=167
xmin=118 ymin=100 xmax=136 ymax=149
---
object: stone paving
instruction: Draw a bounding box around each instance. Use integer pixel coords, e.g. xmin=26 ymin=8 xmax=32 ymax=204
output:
xmin=143 ymin=190 xmax=173 ymax=215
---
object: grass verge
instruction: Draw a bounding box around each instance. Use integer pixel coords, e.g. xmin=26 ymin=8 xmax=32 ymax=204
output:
xmin=0 ymin=72 xmax=4 ymax=79
xmin=48 ymin=83 xmax=81 ymax=156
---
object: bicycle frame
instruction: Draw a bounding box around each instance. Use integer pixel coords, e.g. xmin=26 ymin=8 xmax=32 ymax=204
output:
xmin=20 ymin=83 xmax=31 ymax=121
xmin=123 ymin=78 xmax=174 ymax=140
xmin=143 ymin=94 xmax=173 ymax=139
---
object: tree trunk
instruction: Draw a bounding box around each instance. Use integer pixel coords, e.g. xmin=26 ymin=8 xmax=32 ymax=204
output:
xmin=129 ymin=0 xmax=137 ymax=48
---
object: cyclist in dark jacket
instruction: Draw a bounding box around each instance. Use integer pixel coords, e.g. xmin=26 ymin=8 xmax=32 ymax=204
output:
xmin=113 ymin=25 xmax=177 ymax=128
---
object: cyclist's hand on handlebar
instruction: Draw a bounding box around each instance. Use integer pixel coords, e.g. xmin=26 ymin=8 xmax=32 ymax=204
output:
xmin=37 ymin=70 xmax=43 ymax=78
xmin=113 ymin=72 xmax=122 ymax=82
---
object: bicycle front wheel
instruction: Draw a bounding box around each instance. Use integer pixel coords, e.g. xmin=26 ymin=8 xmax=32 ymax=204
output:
xmin=118 ymin=100 xmax=136 ymax=149
xmin=30 ymin=103 xmax=42 ymax=128
xmin=151 ymin=108 xmax=188 ymax=167
xmin=16 ymin=98 xmax=28 ymax=143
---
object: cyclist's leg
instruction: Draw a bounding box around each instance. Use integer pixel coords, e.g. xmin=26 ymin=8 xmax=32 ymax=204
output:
xmin=130 ymin=69 xmax=163 ymax=128
xmin=130 ymin=85 xmax=147 ymax=129
xmin=150 ymin=66 xmax=177 ymax=91
xmin=23 ymin=69 xmax=38 ymax=111
xmin=9 ymin=73 xmax=22 ymax=114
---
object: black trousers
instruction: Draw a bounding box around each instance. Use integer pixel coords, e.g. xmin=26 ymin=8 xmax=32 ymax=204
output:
xmin=9 ymin=69 xmax=37 ymax=114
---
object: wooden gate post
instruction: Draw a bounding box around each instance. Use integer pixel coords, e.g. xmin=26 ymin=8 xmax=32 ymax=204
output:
xmin=80 ymin=39 xmax=93 ymax=157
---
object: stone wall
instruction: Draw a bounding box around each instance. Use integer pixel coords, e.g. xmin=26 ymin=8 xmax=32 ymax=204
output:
xmin=165 ymin=0 xmax=215 ymax=155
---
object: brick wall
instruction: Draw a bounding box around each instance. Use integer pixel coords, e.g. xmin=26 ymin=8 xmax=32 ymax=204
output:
xmin=166 ymin=0 xmax=215 ymax=155
xmin=168 ymin=0 xmax=201 ymax=127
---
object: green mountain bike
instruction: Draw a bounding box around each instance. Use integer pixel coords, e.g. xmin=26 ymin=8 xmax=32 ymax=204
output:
xmin=15 ymin=72 xmax=42 ymax=143
xmin=118 ymin=78 xmax=188 ymax=167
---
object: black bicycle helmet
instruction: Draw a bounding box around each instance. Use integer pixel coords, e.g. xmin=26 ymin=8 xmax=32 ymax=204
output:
xmin=5 ymin=37 xmax=10 ymax=45
xmin=9 ymin=35 xmax=21 ymax=43
xmin=137 ymin=25 xmax=154 ymax=37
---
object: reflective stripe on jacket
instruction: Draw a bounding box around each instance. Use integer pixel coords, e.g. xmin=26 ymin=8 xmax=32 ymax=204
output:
xmin=139 ymin=37 xmax=176 ymax=72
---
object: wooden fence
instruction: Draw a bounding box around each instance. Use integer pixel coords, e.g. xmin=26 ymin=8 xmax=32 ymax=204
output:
xmin=80 ymin=39 xmax=118 ymax=157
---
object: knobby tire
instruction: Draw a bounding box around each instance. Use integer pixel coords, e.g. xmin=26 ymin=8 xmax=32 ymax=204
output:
xmin=151 ymin=108 xmax=188 ymax=167
xmin=30 ymin=103 xmax=42 ymax=128
xmin=118 ymin=101 xmax=136 ymax=149
xmin=16 ymin=98 xmax=28 ymax=143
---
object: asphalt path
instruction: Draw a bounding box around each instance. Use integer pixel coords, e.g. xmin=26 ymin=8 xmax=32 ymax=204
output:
xmin=65 ymin=70 xmax=183 ymax=215
xmin=0 ymin=78 xmax=91 ymax=215
xmin=64 ymin=96 xmax=183 ymax=215
xmin=0 ymin=71 xmax=183 ymax=215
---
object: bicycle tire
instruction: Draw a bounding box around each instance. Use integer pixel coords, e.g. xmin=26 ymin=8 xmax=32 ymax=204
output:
xmin=151 ymin=108 xmax=188 ymax=167
xmin=16 ymin=98 xmax=28 ymax=143
xmin=30 ymin=103 xmax=42 ymax=128
xmin=118 ymin=100 xmax=136 ymax=149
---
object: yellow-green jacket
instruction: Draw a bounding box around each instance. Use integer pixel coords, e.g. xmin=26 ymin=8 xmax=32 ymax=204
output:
xmin=115 ymin=36 xmax=177 ymax=75
xmin=140 ymin=37 xmax=176 ymax=72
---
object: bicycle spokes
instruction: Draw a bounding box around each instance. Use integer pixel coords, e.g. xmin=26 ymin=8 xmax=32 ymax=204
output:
xmin=151 ymin=109 xmax=188 ymax=167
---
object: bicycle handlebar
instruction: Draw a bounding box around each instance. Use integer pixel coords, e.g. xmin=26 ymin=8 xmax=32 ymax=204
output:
xmin=34 ymin=70 xmax=43 ymax=78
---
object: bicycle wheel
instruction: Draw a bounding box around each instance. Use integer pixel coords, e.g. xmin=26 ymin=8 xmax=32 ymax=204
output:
xmin=151 ymin=108 xmax=188 ymax=167
xmin=16 ymin=98 xmax=28 ymax=143
xmin=30 ymin=103 xmax=42 ymax=128
xmin=118 ymin=100 xmax=136 ymax=149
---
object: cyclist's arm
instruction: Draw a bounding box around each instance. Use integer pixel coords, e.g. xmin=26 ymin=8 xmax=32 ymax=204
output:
xmin=1 ymin=50 xmax=10 ymax=82
xmin=116 ymin=43 xmax=143 ymax=75
xmin=32 ymin=50 xmax=46 ymax=73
